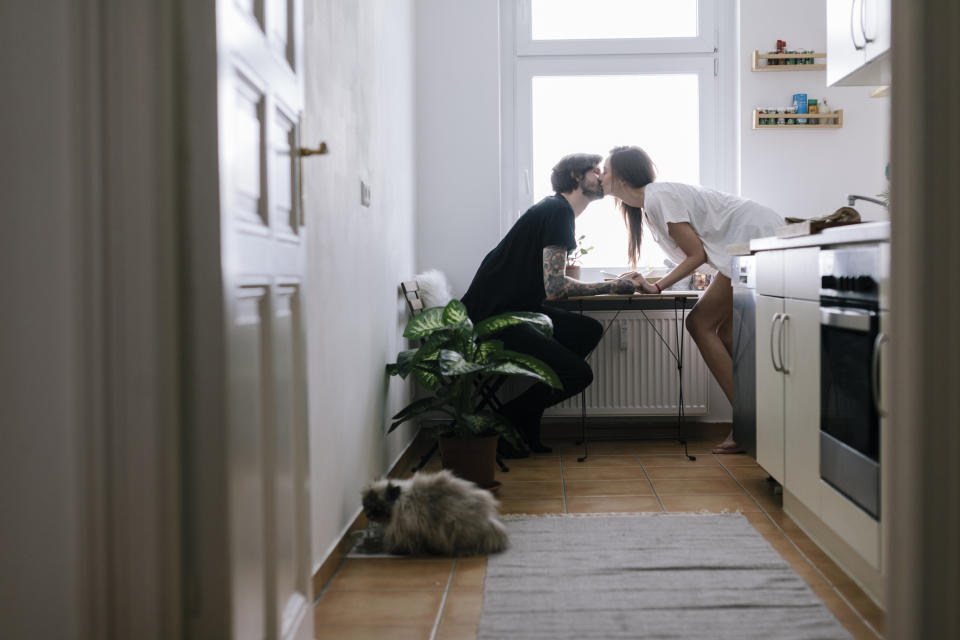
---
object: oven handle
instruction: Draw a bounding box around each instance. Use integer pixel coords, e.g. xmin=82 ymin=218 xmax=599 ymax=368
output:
xmin=820 ymin=306 xmax=874 ymax=333
xmin=873 ymin=332 xmax=888 ymax=416
xmin=770 ymin=312 xmax=783 ymax=372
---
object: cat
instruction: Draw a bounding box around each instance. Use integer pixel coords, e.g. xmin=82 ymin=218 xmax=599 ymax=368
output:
xmin=361 ymin=469 xmax=509 ymax=556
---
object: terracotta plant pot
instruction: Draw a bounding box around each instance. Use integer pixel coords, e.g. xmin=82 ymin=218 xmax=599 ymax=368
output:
xmin=438 ymin=435 xmax=499 ymax=490
xmin=565 ymin=265 xmax=581 ymax=280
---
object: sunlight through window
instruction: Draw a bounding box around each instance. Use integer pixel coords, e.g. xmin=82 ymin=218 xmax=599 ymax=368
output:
xmin=532 ymin=74 xmax=700 ymax=269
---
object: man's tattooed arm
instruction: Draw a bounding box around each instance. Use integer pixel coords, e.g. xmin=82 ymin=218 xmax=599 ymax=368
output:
xmin=542 ymin=245 xmax=636 ymax=299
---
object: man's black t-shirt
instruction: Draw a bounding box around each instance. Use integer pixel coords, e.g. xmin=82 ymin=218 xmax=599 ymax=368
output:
xmin=462 ymin=195 xmax=577 ymax=321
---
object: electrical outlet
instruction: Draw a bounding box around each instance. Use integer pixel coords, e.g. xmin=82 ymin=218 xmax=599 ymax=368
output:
xmin=360 ymin=180 xmax=371 ymax=207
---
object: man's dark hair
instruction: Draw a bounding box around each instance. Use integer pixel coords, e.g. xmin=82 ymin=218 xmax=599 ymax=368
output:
xmin=550 ymin=153 xmax=602 ymax=193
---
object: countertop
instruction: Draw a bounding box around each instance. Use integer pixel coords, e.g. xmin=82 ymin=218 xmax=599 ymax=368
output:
xmin=747 ymin=220 xmax=890 ymax=253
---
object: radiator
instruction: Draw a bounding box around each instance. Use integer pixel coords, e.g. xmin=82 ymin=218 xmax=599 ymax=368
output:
xmin=544 ymin=310 xmax=710 ymax=417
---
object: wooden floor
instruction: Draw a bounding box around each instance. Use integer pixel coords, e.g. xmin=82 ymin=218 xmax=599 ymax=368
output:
xmin=314 ymin=437 xmax=886 ymax=639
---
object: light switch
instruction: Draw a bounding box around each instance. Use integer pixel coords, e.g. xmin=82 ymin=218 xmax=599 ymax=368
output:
xmin=360 ymin=180 xmax=371 ymax=207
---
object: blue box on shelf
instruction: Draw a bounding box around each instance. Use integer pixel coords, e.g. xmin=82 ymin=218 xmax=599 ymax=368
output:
xmin=792 ymin=93 xmax=808 ymax=124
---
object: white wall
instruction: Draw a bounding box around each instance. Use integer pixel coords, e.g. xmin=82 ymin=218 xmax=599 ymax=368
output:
xmin=739 ymin=0 xmax=890 ymax=221
xmin=415 ymin=0 xmax=503 ymax=296
xmin=303 ymin=0 xmax=419 ymax=570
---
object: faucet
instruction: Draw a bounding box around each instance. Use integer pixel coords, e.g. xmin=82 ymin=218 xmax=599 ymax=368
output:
xmin=847 ymin=194 xmax=887 ymax=208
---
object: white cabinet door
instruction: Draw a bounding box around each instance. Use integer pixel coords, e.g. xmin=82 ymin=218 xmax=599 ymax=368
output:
xmin=827 ymin=0 xmax=865 ymax=86
xmin=783 ymin=299 xmax=821 ymax=512
xmin=756 ymin=294 xmax=785 ymax=483
xmin=863 ymin=0 xmax=891 ymax=64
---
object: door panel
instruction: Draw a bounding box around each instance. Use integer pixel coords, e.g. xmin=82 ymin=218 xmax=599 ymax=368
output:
xmin=218 ymin=0 xmax=310 ymax=637
xmin=756 ymin=294 xmax=784 ymax=482
xmin=783 ymin=298 xmax=821 ymax=512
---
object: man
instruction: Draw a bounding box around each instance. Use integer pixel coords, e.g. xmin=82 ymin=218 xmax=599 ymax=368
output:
xmin=462 ymin=153 xmax=636 ymax=457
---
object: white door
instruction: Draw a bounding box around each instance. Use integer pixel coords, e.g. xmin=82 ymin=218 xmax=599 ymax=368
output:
xmin=783 ymin=298 xmax=821 ymax=511
xmin=756 ymin=294 xmax=785 ymax=483
xmin=217 ymin=1 xmax=312 ymax=639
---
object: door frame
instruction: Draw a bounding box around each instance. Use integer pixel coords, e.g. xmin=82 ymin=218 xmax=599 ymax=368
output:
xmin=71 ymin=0 xmax=184 ymax=637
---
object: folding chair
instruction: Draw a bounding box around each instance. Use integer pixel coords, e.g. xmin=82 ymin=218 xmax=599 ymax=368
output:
xmin=400 ymin=279 xmax=510 ymax=474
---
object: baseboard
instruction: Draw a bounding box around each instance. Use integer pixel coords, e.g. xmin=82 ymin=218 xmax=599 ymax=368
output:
xmin=543 ymin=419 xmax=732 ymax=442
xmin=784 ymin=490 xmax=885 ymax=609
xmin=310 ymin=429 xmax=433 ymax=598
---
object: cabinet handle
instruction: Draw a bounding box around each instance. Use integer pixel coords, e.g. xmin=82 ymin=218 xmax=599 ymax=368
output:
xmin=770 ymin=312 xmax=783 ymax=372
xmin=851 ymin=0 xmax=867 ymax=50
xmin=860 ymin=0 xmax=875 ymax=43
xmin=872 ymin=332 xmax=888 ymax=416
xmin=780 ymin=314 xmax=791 ymax=374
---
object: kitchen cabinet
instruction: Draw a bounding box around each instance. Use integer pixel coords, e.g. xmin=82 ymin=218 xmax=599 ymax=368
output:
xmin=827 ymin=0 xmax=891 ymax=86
xmin=755 ymin=247 xmax=820 ymax=499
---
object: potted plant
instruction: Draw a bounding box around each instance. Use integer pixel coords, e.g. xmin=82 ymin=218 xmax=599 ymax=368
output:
xmin=386 ymin=299 xmax=561 ymax=487
xmin=565 ymin=234 xmax=594 ymax=280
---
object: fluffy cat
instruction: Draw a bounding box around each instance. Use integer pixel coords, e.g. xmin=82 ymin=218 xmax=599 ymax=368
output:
xmin=361 ymin=470 xmax=509 ymax=556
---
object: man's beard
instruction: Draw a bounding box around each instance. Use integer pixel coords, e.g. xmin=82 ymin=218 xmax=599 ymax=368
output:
xmin=582 ymin=182 xmax=604 ymax=200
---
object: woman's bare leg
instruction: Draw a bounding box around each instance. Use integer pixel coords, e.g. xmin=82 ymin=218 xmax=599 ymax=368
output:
xmin=685 ymin=275 xmax=739 ymax=451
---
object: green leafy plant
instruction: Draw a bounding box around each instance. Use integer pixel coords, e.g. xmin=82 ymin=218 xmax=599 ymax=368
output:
xmin=566 ymin=234 xmax=594 ymax=267
xmin=386 ymin=299 xmax=561 ymax=448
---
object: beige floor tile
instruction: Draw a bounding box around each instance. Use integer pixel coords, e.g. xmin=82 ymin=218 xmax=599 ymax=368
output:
xmin=562 ymin=455 xmax=640 ymax=468
xmin=791 ymin=537 xmax=858 ymax=588
xmin=435 ymin=623 xmax=479 ymax=640
xmin=659 ymin=494 xmax=763 ymax=513
xmin=439 ymin=589 xmax=484 ymax=626
xmin=566 ymin=495 xmax=662 ymax=513
xmin=725 ymin=465 xmax=773 ymax=480
xmin=636 ymin=454 xmax=720 ymax=467
xmin=751 ymin=492 xmax=784 ymax=512
xmin=314 ymin=590 xmax=443 ymax=626
xmin=326 ymin=558 xmax=453 ymax=591
xmin=315 ymin=624 xmax=433 ymax=640
xmin=452 ymin=558 xmax=487 ymax=589
xmin=630 ymin=440 xmax=695 ymax=455
xmin=495 ymin=480 xmax=563 ymax=500
xmin=650 ymin=477 xmax=744 ymax=495
xmin=715 ymin=453 xmax=760 ymax=466
xmin=497 ymin=498 xmax=564 ymax=514
xmin=737 ymin=477 xmax=781 ymax=498
xmin=499 ymin=456 xmax=562 ymax=470
xmin=573 ymin=440 xmax=637 ymax=455
xmin=562 ymin=466 xmax=648 ymax=481
xmin=644 ymin=465 xmax=732 ymax=480
xmin=494 ymin=465 xmax=562 ymax=482
xmin=564 ymin=479 xmax=654 ymax=497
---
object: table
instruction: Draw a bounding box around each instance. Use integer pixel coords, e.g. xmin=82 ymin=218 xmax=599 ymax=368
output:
xmin=548 ymin=291 xmax=701 ymax=462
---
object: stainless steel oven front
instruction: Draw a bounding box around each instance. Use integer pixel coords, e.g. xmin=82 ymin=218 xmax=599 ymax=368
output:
xmin=819 ymin=244 xmax=887 ymax=520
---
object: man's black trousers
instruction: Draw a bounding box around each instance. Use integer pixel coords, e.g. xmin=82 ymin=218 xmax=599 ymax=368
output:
xmin=495 ymin=306 xmax=602 ymax=446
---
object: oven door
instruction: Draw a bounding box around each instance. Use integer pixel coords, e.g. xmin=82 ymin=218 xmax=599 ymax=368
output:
xmin=820 ymin=305 xmax=881 ymax=519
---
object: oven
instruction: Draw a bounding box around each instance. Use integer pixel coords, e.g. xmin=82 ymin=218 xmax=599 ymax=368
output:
xmin=819 ymin=244 xmax=887 ymax=520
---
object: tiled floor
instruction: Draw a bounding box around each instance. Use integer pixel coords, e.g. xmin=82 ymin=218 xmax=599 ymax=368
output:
xmin=314 ymin=438 xmax=886 ymax=639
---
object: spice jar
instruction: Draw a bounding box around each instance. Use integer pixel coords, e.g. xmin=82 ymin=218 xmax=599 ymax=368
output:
xmin=807 ymin=98 xmax=819 ymax=124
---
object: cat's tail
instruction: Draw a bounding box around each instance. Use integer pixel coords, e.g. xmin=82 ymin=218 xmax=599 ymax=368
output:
xmin=482 ymin=517 xmax=509 ymax=554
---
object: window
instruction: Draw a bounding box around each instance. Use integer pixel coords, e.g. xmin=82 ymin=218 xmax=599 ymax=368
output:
xmin=502 ymin=0 xmax=732 ymax=271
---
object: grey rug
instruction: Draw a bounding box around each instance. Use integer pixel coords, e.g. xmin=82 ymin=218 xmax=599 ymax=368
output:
xmin=478 ymin=513 xmax=852 ymax=640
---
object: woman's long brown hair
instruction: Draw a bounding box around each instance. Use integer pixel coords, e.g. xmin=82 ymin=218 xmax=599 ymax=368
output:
xmin=608 ymin=146 xmax=657 ymax=268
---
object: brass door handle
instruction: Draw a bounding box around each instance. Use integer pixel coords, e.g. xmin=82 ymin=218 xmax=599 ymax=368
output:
xmin=298 ymin=142 xmax=328 ymax=157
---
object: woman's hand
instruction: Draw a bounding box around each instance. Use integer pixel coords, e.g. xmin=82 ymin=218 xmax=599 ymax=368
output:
xmin=618 ymin=271 xmax=658 ymax=294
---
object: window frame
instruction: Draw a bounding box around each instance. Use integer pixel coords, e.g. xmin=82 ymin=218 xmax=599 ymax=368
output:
xmin=500 ymin=0 xmax=737 ymax=258
xmin=518 ymin=0 xmax=716 ymax=56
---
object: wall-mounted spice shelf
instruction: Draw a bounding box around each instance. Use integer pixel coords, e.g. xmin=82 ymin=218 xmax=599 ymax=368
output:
xmin=752 ymin=109 xmax=844 ymax=129
xmin=751 ymin=50 xmax=826 ymax=71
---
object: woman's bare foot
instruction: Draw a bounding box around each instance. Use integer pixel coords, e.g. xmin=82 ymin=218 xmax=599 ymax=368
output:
xmin=712 ymin=430 xmax=744 ymax=454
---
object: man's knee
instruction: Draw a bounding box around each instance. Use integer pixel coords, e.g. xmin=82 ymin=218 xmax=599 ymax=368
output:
xmin=561 ymin=358 xmax=594 ymax=396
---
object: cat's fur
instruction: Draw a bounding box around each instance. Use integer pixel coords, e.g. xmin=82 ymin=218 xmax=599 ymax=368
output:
xmin=413 ymin=269 xmax=453 ymax=308
xmin=361 ymin=470 xmax=509 ymax=556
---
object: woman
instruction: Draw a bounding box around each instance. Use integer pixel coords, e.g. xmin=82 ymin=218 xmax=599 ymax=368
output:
xmin=600 ymin=145 xmax=783 ymax=454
